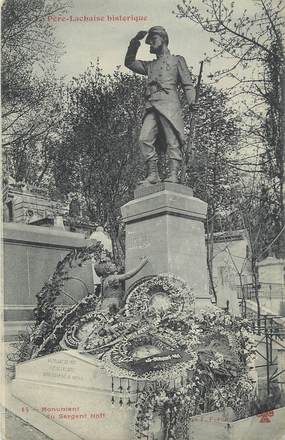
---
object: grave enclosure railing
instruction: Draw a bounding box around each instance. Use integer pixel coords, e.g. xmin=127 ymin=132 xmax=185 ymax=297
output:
xmin=239 ymin=294 xmax=285 ymax=398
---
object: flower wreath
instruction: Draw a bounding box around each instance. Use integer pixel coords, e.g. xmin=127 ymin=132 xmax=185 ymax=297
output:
xmin=61 ymin=310 xmax=108 ymax=350
xmin=133 ymin=308 xmax=256 ymax=439
xmin=125 ymin=273 xmax=195 ymax=321
xmin=93 ymin=317 xmax=201 ymax=381
xmin=97 ymin=337 xmax=198 ymax=382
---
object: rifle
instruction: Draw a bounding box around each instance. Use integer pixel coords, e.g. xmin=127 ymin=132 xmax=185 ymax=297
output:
xmin=181 ymin=61 xmax=204 ymax=184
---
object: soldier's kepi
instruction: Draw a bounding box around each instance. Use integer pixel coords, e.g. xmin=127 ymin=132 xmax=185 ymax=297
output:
xmin=125 ymin=26 xmax=197 ymax=185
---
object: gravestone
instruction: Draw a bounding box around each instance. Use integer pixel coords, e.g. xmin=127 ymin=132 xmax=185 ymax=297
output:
xmin=11 ymin=350 xmax=162 ymax=440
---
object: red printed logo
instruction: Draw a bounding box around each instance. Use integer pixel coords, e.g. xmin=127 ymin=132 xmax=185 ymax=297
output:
xmin=257 ymin=410 xmax=275 ymax=423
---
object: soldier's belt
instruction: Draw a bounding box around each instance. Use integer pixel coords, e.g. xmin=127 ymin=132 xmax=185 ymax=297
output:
xmin=145 ymin=81 xmax=170 ymax=97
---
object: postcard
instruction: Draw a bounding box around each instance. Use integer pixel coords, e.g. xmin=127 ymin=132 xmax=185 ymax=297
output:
xmin=1 ymin=0 xmax=285 ymax=439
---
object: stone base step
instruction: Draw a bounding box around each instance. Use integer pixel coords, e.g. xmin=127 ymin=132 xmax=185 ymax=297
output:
xmin=1 ymin=384 xmax=82 ymax=440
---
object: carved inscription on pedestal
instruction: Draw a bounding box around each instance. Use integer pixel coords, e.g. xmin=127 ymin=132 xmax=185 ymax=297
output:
xmin=127 ymin=232 xmax=150 ymax=250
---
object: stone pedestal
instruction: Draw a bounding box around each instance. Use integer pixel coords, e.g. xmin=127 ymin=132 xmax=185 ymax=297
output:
xmin=121 ymin=182 xmax=211 ymax=308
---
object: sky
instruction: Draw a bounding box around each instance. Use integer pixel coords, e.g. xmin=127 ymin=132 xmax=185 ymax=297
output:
xmin=52 ymin=0 xmax=240 ymax=83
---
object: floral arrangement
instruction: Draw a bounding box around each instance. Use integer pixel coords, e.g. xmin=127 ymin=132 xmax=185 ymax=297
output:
xmin=95 ymin=323 xmax=199 ymax=381
xmin=133 ymin=307 xmax=256 ymax=439
xmin=66 ymin=278 xmax=256 ymax=439
xmin=34 ymin=242 xmax=103 ymax=326
xmin=76 ymin=274 xmax=198 ymax=380
xmin=125 ymin=273 xmax=195 ymax=321
xmin=8 ymin=242 xmax=104 ymax=365
xmin=61 ymin=310 xmax=111 ymax=350
xmin=8 ymin=256 xmax=256 ymax=440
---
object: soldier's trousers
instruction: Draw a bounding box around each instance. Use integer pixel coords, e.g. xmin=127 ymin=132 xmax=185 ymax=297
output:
xmin=139 ymin=110 xmax=182 ymax=162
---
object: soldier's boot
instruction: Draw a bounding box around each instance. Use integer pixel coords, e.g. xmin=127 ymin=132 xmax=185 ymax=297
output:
xmin=138 ymin=159 xmax=161 ymax=186
xmin=164 ymin=159 xmax=180 ymax=183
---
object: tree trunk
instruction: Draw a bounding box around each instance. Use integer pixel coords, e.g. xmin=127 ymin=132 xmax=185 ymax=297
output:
xmin=279 ymin=47 xmax=285 ymax=258
xmin=252 ymin=258 xmax=261 ymax=333
xmin=206 ymin=207 xmax=217 ymax=303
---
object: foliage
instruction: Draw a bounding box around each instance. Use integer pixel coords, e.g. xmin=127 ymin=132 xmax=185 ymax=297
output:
xmin=180 ymin=84 xmax=240 ymax=298
xmin=53 ymin=64 xmax=146 ymax=263
xmin=2 ymin=0 xmax=69 ymax=186
xmin=182 ymin=85 xmax=240 ymax=217
xmin=182 ymin=84 xmax=241 ymax=267
xmin=175 ymin=0 xmax=285 ymax=255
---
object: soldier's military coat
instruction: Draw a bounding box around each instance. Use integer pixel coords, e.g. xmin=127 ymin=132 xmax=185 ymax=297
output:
xmin=125 ymin=39 xmax=195 ymax=148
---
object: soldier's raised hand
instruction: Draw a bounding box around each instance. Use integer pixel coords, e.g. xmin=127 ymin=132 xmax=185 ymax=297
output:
xmin=134 ymin=30 xmax=148 ymax=40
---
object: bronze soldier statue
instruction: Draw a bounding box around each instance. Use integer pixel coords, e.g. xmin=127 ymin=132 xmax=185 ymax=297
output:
xmin=125 ymin=26 xmax=197 ymax=185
